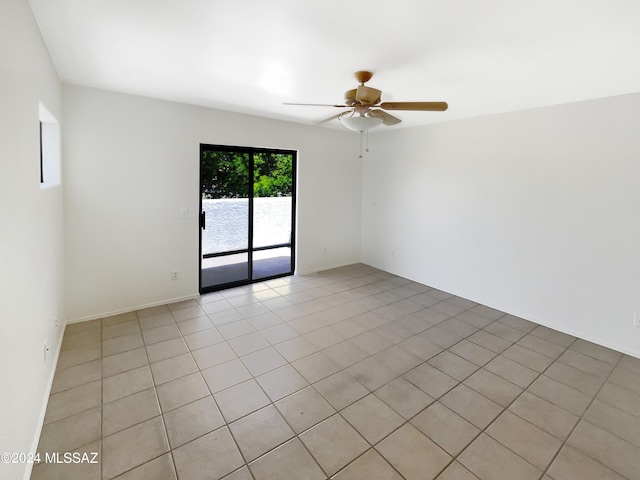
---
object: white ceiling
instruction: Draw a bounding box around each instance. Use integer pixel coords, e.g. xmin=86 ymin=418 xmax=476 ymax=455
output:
xmin=28 ymin=0 xmax=640 ymax=130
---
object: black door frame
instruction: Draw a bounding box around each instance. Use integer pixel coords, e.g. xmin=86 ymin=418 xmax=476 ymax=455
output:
xmin=199 ymin=144 xmax=297 ymax=293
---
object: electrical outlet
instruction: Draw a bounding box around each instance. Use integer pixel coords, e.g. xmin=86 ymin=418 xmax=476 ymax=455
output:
xmin=171 ymin=271 xmax=179 ymax=281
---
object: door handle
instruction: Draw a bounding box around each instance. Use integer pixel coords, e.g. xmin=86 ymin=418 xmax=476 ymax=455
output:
xmin=200 ymin=211 xmax=206 ymax=230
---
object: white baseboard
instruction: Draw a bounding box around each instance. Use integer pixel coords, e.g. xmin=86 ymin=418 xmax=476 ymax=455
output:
xmin=23 ymin=325 xmax=66 ymax=480
xmin=66 ymin=293 xmax=200 ymax=325
xmin=296 ymin=260 xmax=360 ymax=276
xmin=524 ymin=316 xmax=640 ymax=359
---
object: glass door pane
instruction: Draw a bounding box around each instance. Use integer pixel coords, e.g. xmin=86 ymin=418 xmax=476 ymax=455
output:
xmin=252 ymin=152 xmax=294 ymax=280
xmin=200 ymin=150 xmax=250 ymax=290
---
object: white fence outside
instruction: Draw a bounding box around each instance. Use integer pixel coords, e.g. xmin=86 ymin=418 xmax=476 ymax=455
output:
xmin=202 ymin=197 xmax=292 ymax=254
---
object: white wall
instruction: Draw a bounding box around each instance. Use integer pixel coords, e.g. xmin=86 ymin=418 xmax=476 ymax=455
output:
xmin=63 ymin=85 xmax=363 ymax=321
xmin=362 ymin=94 xmax=640 ymax=357
xmin=0 ymin=1 xmax=65 ymax=479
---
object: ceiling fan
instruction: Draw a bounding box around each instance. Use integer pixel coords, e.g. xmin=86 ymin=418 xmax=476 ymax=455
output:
xmin=284 ymin=70 xmax=448 ymax=131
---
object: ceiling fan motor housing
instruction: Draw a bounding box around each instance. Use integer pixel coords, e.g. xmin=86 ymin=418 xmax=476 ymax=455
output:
xmin=354 ymin=70 xmax=374 ymax=84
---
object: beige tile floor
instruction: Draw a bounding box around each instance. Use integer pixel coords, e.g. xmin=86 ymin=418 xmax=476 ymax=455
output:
xmin=31 ymin=264 xmax=640 ymax=480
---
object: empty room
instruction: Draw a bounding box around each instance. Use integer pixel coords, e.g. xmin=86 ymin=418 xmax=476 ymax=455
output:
xmin=2 ymin=1 xmax=640 ymax=479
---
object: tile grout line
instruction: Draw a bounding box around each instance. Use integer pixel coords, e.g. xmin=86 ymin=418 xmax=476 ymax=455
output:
xmin=40 ymin=266 xmax=637 ymax=480
xmin=376 ymin=312 xmax=584 ymax=479
xmin=448 ymin=326 xmax=629 ymax=480
xmin=198 ymin=285 xmax=292 ymax=480
xmin=84 ymin=279 xmax=494 ymax=479
xmin=40 ymin=294 xmax=490 ymax=478
xmin=355 ymin=312 xmax=524 ymax=480
xmin=447 ymin=329 xmax=580 ymax=479
xmin=170 ymin=301 xmax=257 ymax=480
xmin=136 ymin=309 xmax=179 ymax=480
xmin=539 ymin=352 xmax=630 ymax=480
xmin=98 ymin=312 xmax=175 ymax=480
xmin=204 ymin=275 xmax=420 ymax=479
xmin=215 ymin=282 xmax=343 ymax=480
xmin=271 ymin=298 xmax=494 ymax=479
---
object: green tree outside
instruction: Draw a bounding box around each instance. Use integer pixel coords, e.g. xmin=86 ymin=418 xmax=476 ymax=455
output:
xmin=202 ymin=150 xmax=293 ymax=199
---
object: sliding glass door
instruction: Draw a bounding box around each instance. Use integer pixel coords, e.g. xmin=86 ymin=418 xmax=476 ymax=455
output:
xmin=199 ymin=145 xmax=296 ymax=293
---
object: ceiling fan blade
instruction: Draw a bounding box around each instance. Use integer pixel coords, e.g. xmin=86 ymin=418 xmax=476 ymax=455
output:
xmin=315 ymin=110 xmax=352 ymax=125
xmin=379 ymin=101 xmax=448 ymax=111
xmin=370 ymin=109 xmax=402 ymax=126
xmin=356 ymin=86 xmax=382 ymax=105
xmin=284 ymin=102 xmax=348 ymax=107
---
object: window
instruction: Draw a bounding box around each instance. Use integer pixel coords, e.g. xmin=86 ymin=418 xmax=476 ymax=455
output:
xmin=39 ymin=103 xmax=60 ymax=187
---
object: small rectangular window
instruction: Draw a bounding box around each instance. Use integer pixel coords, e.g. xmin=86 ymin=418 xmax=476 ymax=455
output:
xmin=39 ymin=103 xmax=60 ymax=187
xmin=39 ymin=121 xmax=44 ymax=183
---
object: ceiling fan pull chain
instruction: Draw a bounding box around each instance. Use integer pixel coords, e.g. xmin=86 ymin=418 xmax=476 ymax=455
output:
xmin=366 ymin=129 xmax=370 ymax=153
xmin=359 ymin=130 xmax=364 ymax=158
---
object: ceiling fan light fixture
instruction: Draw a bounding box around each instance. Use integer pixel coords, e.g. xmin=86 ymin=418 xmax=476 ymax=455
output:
xmin=339 ymin=115 xmax=383 ymax=132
